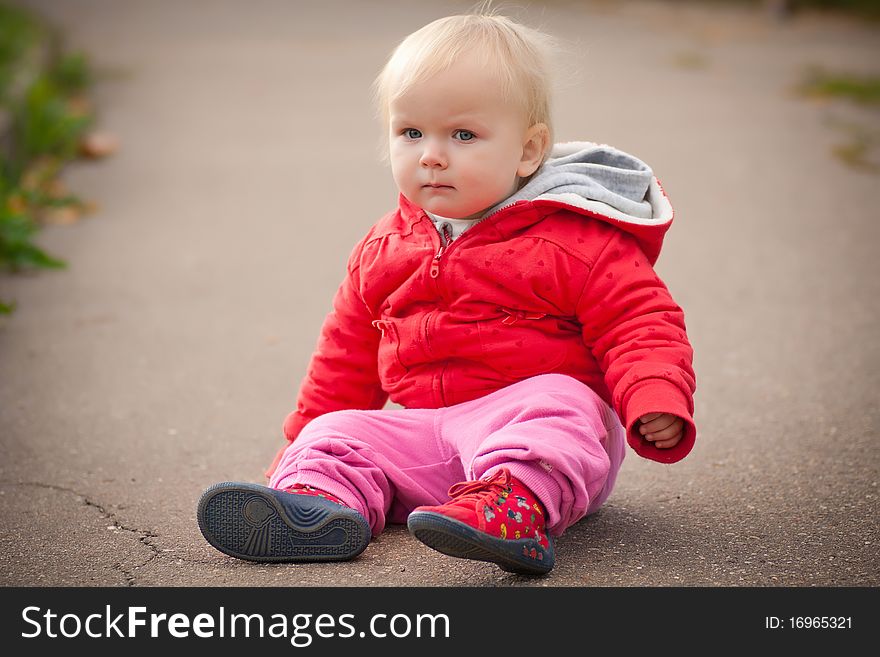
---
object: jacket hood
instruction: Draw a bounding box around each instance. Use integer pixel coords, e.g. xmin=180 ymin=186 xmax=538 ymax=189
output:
xmin=488 ymin=141 xmax=674 ymax=264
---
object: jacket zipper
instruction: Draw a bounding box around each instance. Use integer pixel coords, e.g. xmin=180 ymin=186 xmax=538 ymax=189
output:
xmin=423 ymin=202 xmax=522 ymax=404
xmin=426 ymin=202 xmax=521 ymax=279
xmin=430 ymin=224 xmax=453 ymax=279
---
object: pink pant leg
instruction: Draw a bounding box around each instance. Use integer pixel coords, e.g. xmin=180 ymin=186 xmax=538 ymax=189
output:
xmin=268 ymin=374 xmax=625 ymax=538
xmin=268 ymin=407 xmax=463 ymax=536
xmin=438 ymin=373 xmax=626 ymax=536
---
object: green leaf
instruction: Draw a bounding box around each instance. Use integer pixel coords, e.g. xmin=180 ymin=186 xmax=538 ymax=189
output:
xmin=0 ymin=204 xmax=66 ymax=271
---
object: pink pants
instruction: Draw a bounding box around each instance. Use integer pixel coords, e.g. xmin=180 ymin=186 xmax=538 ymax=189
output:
xmin=268 ymin=373 xmax=626 ymax=537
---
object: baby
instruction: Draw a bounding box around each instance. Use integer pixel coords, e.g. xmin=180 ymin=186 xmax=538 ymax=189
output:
xmin=197 ymin=10 xmax=696 ymax=576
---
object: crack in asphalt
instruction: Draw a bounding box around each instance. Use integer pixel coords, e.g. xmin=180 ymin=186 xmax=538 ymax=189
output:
xmin=0 ymin=480 xmax=161 ymax=586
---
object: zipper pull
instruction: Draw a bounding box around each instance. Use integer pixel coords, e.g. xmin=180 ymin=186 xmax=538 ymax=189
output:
xmin=430 ymin=225 xmax=452 ymax=279
xmin=430 ymin=250 xmax=443 ymax=278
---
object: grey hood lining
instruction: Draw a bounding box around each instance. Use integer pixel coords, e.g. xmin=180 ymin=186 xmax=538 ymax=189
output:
xmin=485 ymin=141 xmax=672 ymax=225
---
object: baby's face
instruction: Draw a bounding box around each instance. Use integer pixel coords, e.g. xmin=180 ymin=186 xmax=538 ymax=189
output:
xmin=388 ymin=58 xmax=538 ymax=220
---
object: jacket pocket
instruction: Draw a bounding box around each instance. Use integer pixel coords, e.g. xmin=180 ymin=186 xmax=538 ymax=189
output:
xmin=372 ymin=319 xmax=408 ymax=384
xmin=477 ymin=308 xmax=570 ymax=378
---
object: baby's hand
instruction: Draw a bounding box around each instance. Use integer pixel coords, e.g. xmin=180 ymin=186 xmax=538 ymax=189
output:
xmin=638 ymin=412 xmax=684 ymax=449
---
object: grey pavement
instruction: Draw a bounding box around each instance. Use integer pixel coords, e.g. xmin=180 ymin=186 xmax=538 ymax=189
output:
xmin=1 ymin=0 xmax=878 ymax=587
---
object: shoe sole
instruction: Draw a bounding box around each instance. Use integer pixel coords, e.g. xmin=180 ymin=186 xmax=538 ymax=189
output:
xmin=197 ymin=482 xmax=370 ymax=562
xmin=407 ymin=511 xmax=554 ymax=576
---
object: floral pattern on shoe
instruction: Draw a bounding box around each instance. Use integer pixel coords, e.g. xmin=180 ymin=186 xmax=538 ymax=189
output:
xmin=419 ymin=468 xmax=550 ymax=550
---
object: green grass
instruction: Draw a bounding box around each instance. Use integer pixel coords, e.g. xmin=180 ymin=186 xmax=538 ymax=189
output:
xmin=833 ymin=139 xmax=880 ymax=172
xmin=0 ymin=199 xmax=66 ymax=271
xmin=675 ymin=0 xmax=880 ymax=20
xmin=671 ymin=51 xmax=710 ymax=70
xmin=798 ymin=68 xmax=880 ymax=106
xmin=789 ymin=0 xmax=880 ymax=19
xmin=1 ymin=4 xmax=97 ymax=311
xmin=13 ymin=72 xmax=93 ymax=165
xmin=0 ymin=3 xmax=46 ymax=102
xmin=50 ymin=52 xmax=92 ymax=95
xmin=824 ymin=117 xmax=880 ymax=173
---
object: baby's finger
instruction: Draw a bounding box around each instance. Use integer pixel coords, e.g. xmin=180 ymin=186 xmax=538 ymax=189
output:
xmin=654 ymin=433 xmax=683 ymax=449
xmin=640 ymin=414 xmax=676 ymax=435
xmin=639 ymin=412 xmax=663 ymax=425
xmin=643 ymin=418 xmax=683 ymax=442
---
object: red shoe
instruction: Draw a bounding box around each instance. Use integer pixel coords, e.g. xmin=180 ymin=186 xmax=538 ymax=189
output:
xmin=407 ymin=468 xmax=555 ymax=575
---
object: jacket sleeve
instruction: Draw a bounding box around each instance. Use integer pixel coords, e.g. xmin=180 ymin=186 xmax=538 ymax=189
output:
xmin=577 ymin=229 xmax=696 ymax=463
xmin=265 ymin=238 xmax=388 ymax=478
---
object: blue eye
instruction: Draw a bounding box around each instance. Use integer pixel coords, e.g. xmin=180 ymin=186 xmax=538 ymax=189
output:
xmin=403 ymin=128 xmax=422 ymax=139
xmin=455 ymin=130 xmax=475 ymax=142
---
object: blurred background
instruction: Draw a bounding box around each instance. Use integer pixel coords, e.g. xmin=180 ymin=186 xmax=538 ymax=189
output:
xmin=0 ymin=0 xmax=878 ymax=586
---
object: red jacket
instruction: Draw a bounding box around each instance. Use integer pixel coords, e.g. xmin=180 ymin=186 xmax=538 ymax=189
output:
xmin=270 ymin=144 xmax=696 ymax=475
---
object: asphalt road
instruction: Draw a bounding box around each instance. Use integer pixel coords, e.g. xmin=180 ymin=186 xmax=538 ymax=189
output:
xmin=1 ymin=0 xmax=878 ymax=587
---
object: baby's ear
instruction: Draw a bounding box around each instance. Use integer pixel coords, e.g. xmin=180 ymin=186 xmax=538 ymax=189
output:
xmin=517 ymin=123 xmax=550 ymax=178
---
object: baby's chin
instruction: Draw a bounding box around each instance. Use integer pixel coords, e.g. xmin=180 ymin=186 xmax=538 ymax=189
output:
xmin=422 ymin=201 xmax=493 ymax=221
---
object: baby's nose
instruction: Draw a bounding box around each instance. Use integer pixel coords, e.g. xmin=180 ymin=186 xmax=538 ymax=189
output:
xmin=419 ymin=141 xmax=447 ymax=168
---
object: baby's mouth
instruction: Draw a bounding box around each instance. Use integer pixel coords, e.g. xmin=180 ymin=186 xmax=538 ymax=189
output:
xmin=424 ymin=183 xmax=454 ymax=189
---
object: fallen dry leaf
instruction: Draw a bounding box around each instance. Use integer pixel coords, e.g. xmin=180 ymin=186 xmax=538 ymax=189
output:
xmin=20 ymin=157 xmax=61 ymax=192
xmin=6 ymin=194 xmax=26 ymax=214
xmin=79 ymin=131 xmax=120 ymax=159
xmin=40 ymin=205 xmax=82 ymax=225
xmin=46 ymin=178 xmax=70 ymax=198
xmin=66 ymin=95 xmax=94 ymax=118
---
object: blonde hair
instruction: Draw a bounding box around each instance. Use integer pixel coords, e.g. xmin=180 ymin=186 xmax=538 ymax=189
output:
xmin=372 ymin=7 xmax=555 ymax=146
